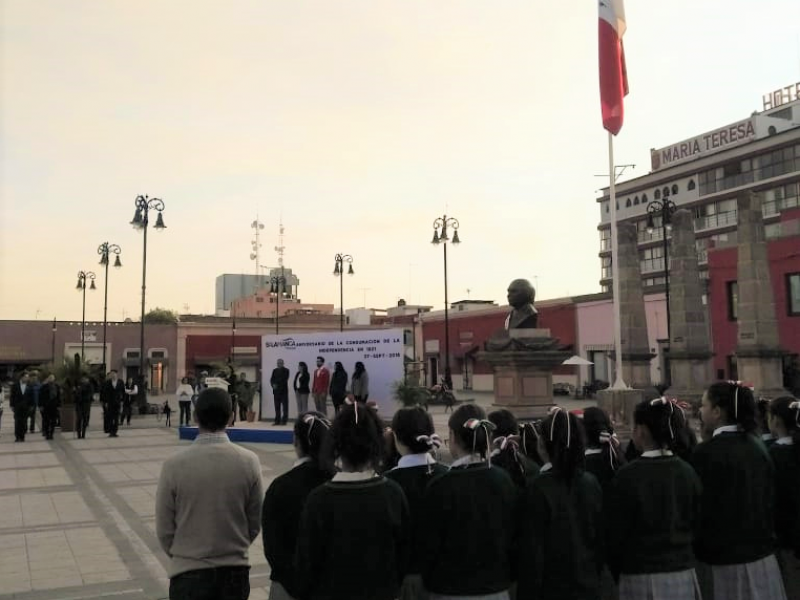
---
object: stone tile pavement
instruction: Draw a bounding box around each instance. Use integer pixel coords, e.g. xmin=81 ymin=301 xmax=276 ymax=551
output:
xmin=0 ymin=406 xmax=296 ymax=600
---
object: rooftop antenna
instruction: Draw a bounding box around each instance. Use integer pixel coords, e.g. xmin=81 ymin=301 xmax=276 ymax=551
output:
xmin=250 ymin=216 xmax=265 ymax=292
xmin=275 ymin=216 xmax=286 ymax=270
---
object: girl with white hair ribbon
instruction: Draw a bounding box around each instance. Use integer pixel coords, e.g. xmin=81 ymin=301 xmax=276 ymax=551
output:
xmin=692 ymin=381 xmax=788 ymax=600
xmin=607 ymin=397 xmax=704 ymax=600
xmin=385 ymin=406 xmax=448 ymax=600
xmin=516 ymin=406 xmax=603 ymax=600
xmin=419 ymin=404 xmax=516 ymax=600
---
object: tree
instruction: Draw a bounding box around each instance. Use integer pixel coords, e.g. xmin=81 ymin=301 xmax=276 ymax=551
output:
xmin=143 ymin=308 xmax=179 ymax=324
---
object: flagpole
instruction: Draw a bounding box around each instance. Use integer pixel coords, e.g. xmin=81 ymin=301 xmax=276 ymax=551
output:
xmin=608 ymin=131 xmax=628 ymax=389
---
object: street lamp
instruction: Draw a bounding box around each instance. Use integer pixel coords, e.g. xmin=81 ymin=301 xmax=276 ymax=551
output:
xmin=97 ymin=242 xmax=122 ymax=373
xmin=75 ymin=271 xmax=96 ymax=363
xmin=269 ymin=273 xmax=287 ymax=334
xmin=646 ymin=197 xmax=677 ymax=343
xmin=333 ymin=254 xmax=354 ymax=332
xmin=431 ymin=214 xmax=460 ymax=389
xmin=130 ymin=195 xmax=166 ymax=412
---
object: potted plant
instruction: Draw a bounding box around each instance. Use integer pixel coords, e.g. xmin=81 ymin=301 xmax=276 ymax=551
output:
xmin=392 ymin=380 xmax=429 ymax=409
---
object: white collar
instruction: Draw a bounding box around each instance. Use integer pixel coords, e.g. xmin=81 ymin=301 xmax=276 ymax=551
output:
xmin=761 ymin=433 xmax=775 ymax=442
xmin=775 ymin=436 xmax=794 ymax=446
xmin=449 ymin=454 xmax=484 ymax=468
xmin=332 ymin=470 xmax=377 ymax=482
xmin=539 ymin=462 xmax=553 ymax=473
xmin=641 ymin=449 xmax=674 ymax=458
xmin=585 ymin=448 xmax=603 ymax=456
xmin=397 ymin=453 xmax=435 ymax=469
xmin=713 ymin=425 xmax=740 ymax=437
xmin=293 ymin=457 xmax=313 ymax=467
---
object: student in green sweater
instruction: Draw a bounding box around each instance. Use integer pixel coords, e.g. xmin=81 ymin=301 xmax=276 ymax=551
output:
xmin=385 ymin=406 xmax=448 ymax=600
xmin=519 ymin=421 xmax=544 ymax=467
xmin=582 ymin=406 xmax=625 ymax=498
xmin=487 ymin=409 xmax=540 ymax=490
xmin=262 ymin=412 xmax=333 ymax=600
xmin=767 ymin=396 xmax=800 ymax=599
xmin=517 ymin=406 xmax=603 ymax=600
xmin=692 ymin=381 xmax=787 ymax=600
xmin=295 ymin=402 xmax=410 ymax=600
xmin=421 ymin=403 xmax=518 ymax=600
xmin=758 ymin=397 xmax=776 ymax=447
xmin=607 ymin=397 xmax=703 ymax=600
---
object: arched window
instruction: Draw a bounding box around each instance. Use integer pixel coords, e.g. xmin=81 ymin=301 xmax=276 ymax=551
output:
xmin=605 ymin=203 xmax=609 ymax=213
xmin=641 ymin=192 xmax=648 ymax=203
xmin=687 ymin=180 xmax=696 ymax=191
xmin=626 ymin=198 xmax=632 ymax=207
xmin=655 ymin=189 xmax=661 ymax=200
xmin=663 ymin=186 xmax=670 ymax=197
xmin=633 ymin=196 xmax=640 ymax=206
xmin=671 ymin=184 xmax=679 ymax=195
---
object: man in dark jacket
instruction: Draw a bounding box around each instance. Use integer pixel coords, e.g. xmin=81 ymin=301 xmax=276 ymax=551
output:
xmin=10 ymin=372 xmax=35 ymax=442
xmin=101 ymin=370 xmax=125 ymax=438
xmin=39 ymin=375 xmax=62 ymax=440
xmin=75 ymin=376 xmax=94 ymax=439
xmin=270 ymin=359 xmax=290 ymax=426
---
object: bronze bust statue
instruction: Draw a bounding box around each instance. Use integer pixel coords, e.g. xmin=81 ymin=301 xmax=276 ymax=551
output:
xmin=505 ymin=279 xmax=538 ymax=330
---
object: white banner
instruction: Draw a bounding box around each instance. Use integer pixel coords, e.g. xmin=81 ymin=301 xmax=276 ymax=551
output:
xmin=260 ymin=329 xmax=405 ymax=420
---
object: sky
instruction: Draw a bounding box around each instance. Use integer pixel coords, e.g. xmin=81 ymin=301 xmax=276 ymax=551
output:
xmin=1 ymin=0 xmax=799 ymax=322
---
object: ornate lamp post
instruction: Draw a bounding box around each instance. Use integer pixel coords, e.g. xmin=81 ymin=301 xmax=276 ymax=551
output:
xmin=333 ymin=254 xmax=354 ymax=332
xmin=75 ymin=271 xmax=96 ymax=363
xmin=431 ymin=214 xmax=461 ymax=389
xmin=646 ymin=197 xmax=677 ymax=342
xmin=269 ymin=272 xmax=287 ymax=334
xmin=130 ymin=195 xmax=166 ymax=412
xmin=97 ymin=242 xmax=122 ymax=373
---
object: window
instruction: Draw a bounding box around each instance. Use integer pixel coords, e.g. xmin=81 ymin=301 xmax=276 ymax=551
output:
xmin=633 ymin=197 xmax=639 ymax=206
xmin=654 ymin=189 xmax=661 ymax=200
xmin=787 ymin=273 xmax=800 ymax=316
xmin=601 ymin=256 xmax=612 ymax=280
xmin=726 ymin=281 xmax=738 ymax=321
xmin=641 ymin=192 xmax=648 ymax=203
xmin=663 ymin=186 xmax=670 ymax=197
xmin=671 ymin=184 xmax=679 ymax=195
xmin=626 ymin=198 xmax=632 ymax=208
xmin=256 ymin=296 xmax=264 ymax=303
xmin=687 ymin=179 xmax=696 ymax=191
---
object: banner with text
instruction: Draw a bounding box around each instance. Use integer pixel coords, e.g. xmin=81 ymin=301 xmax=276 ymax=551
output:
xmin=260 ymin=329 xmax=404 ymax=420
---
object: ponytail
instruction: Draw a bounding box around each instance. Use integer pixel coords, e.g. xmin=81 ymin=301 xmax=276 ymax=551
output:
xmin=769 ymin=396 xmax=800 ymax=463
xmin=448 ymin=404 xmax=494 ymax=460
xmin=541 ymin=407 xmax=585 ymax=484
xmin=705 ymin=381 xmax=757 ymax=434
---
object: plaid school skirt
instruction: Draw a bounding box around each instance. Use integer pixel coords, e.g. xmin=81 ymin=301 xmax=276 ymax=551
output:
xmin=619 ymin=568 xmax=701 ymax=600
xmin=705 ymin=554 xmax=788 ymax=600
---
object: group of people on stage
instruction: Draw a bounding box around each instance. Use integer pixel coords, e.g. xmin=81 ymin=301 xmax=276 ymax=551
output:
xmin=269 ymin=356 xmax=370 ymax=426
xmin=258 ymin=381 xmax=798 ymax=600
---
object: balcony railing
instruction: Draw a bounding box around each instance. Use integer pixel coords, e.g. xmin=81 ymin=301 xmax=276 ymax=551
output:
xmin=695 ymin=210 xmax=737 ymax=233
xmin=641 ymin=257 xmax=666 ymax=274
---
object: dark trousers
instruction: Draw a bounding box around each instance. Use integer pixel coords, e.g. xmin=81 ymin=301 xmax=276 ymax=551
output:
xmin=331 ymin=393 xmax=346 ymax=413
xmin=238 ymin=401 xmax=248 ymax=422
xmin=179 ymin=401 xmax=192 ymax=426
xmin=27 ymin=406 xmax=37 ymax=432
xmin=169 ymin=566 xmax=250 ymax=600
xmin=273 ymin=391 xmax=288 ymax=423
xmin=75 ymin=403 xmax=91 ymax=438
xmin=107 ymin=402 xmax=120 ymax=436
xmin=122 ymin=402 xmax=133 ymax=426
xmin=41 ymin=407 xmax=58 ymax=439
xmin=13 ymin=408 xmax=28 ymax=441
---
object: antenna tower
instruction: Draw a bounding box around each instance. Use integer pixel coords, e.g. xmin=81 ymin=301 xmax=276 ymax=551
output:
xmin=250 ymin=217 xmax=265 ymax=291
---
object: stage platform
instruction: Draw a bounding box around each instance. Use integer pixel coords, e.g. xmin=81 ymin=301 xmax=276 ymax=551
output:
xmin=179 ymin=420 xmax=294 ymax=444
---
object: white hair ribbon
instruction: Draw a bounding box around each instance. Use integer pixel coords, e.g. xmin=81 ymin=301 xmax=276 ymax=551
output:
xmin=345 ymin=398 xmax=358 ymax=424
xmin=650 ymin=397 xmax=675 ymax=439
xmin=548 ymin=406 xmax=571 ymax=448
xmin=790 ymin=401 xmax=800 ymax=426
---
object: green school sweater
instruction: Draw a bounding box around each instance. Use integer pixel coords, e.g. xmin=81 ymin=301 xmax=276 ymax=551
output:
xmin=584 ymin=450 xmax=617 ymax=499
xmin=385 ymin=462 xmax=448 ymax=574
xmin=262 ymin=461 xmax=331 ymax=597
xmin=607 ymin=455 xmax=702 ymax=577
xmin=690 ymin=432 xmax=776 ymax=565
xmin=295 ymin=476 xmax=410 ymax=600
xmin=769 ymin=444 xmax=800 ymax=554
xmin=517 ymin=470 xmax=603 ymax=600
xmin=421 ymin=464 xmax=518 ymax=596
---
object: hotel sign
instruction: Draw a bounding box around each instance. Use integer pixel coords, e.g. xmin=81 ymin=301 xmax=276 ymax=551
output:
xmin=650 ymin=117 xmax=756 ymax=172
xmin=762 ymin=82 xmax=800 ymax=111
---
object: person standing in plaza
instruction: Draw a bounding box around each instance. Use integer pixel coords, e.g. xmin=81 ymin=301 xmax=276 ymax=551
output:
xmin=75 ymin=375 xmax=93 ymax=439
xmin=38 ymin=375 xmax=62 ymax=440
xmin=270 ymin=360 xmax=290 ymax=426
xmin=156 ymin=386 xmax=264 ymax=600
xmin=329 ymin=362 xmax=348 ymax=414
xmin=27 ymin=371 xmax=41 ymax=433
xmin=311 ymin=356 xmax=330 ymax=416
xmin=351 ymin=361 xmax=369 ymax=403
xmin=123 ymin=377 xmax=138 ymax=426
xmin=176 ymin=377 xmax=194 ymax=426
xmin=236 ymin=373 xmax=254 ymax=422
xmin=0 ymin=380 xmax=5 ymax=437
xmin=10 ymin=372 xmax=35 ymax=442
xmin=293 ymin=362 xmax=310 ymax=416
xmin=101 ymin=370 xmax=124 ymax=438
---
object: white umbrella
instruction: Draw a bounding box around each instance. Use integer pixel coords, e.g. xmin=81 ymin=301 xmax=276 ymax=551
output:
xmin=561 ymin=355 xmax=594 ymax=366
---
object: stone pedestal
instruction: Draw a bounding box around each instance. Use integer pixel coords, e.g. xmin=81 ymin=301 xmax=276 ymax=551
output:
xmin=479 ymin=329 xmax=572 ymax=419
xmin=596 ymin=388 xmax=644 ymax=430
xmin=60 ymin=404 xmax=75 ymax=433
xmin=735 ymin=192 xmax=787 ymax=398
xmin=668 ymin=209 xmax=713 ymax=404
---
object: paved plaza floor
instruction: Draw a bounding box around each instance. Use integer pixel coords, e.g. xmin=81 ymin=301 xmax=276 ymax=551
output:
xmin=0 ymin=394 xmax=598 ymax=600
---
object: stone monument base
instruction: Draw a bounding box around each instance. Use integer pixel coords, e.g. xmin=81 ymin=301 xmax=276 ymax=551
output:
xmin=737 ymin=350 xmax=788 ymax=399
xmin=478 ymin=329 xmax=571 ymax=420
xmin=596 ymin=388 xmax=644 ymax=430
xmin=668 ymin=350 xmax=714 ymax=406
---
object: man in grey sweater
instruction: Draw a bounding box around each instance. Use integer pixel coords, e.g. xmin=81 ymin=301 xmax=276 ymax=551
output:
xmin=156 ymin=387 xmax=264 ymax=600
